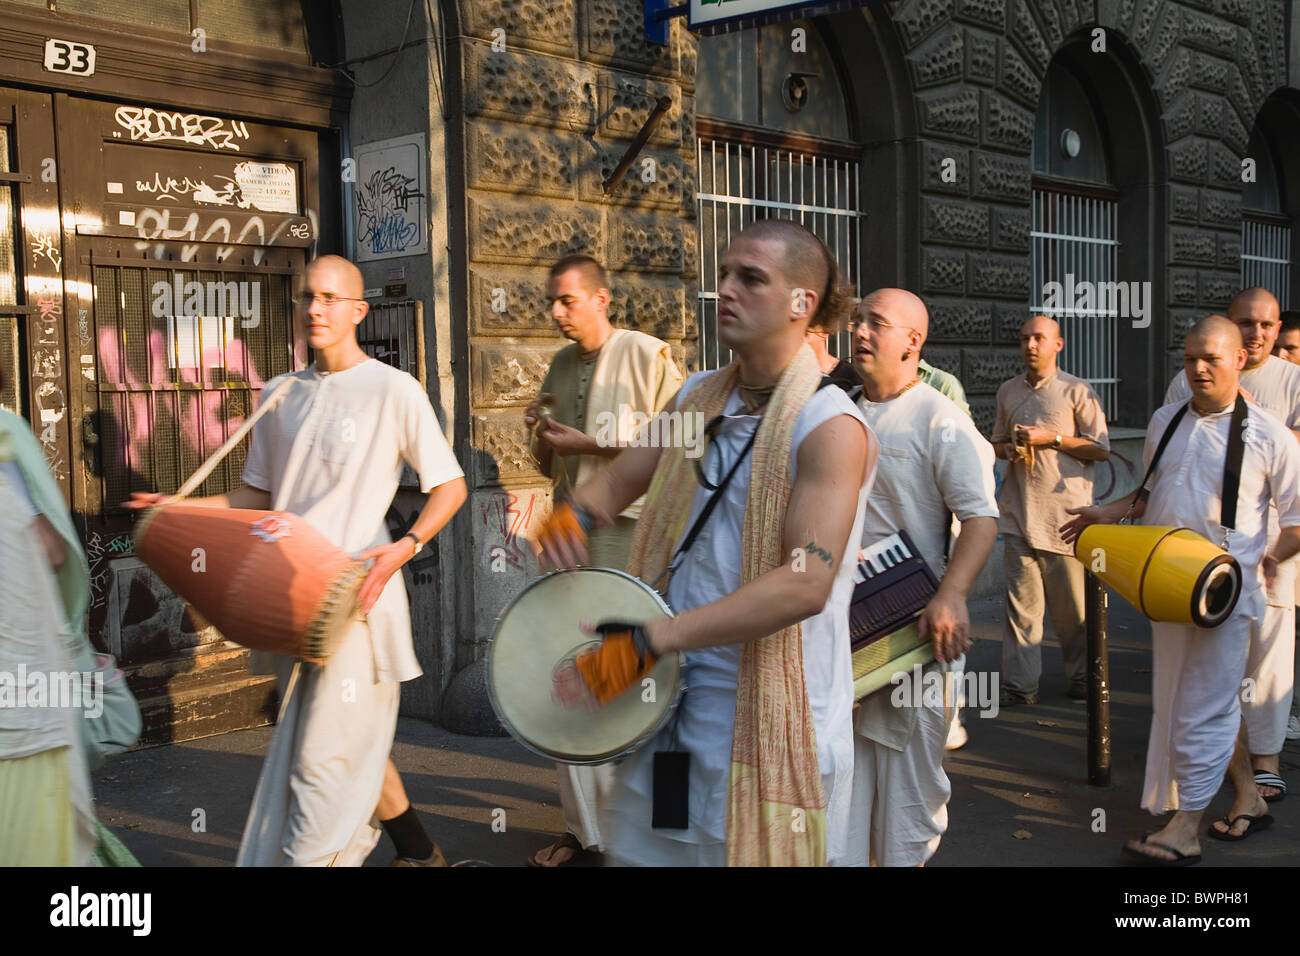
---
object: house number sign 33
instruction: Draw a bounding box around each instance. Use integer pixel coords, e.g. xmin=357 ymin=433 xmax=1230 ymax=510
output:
xmin=43 ymin=38 xmax=96 ymax=76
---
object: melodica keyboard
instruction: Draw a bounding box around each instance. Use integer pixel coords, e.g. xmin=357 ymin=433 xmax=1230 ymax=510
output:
xmin=849 ymin=530 xmax=940 ymax=700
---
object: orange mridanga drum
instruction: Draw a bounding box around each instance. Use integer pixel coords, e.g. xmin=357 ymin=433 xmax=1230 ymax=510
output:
xmin=1074 ymin=524 xmax=1241 ymax=628
xmin=133 ymin=504 xmax=366 ymax=662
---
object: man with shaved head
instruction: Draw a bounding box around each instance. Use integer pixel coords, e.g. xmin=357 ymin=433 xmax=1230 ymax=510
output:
xmin=535 ymin=219 xmax=874 ymax=865
xmin=1063 ymin=315 xmax=1300 ymax=863
xmin=1164 ymin=287 xmax=1300 ymax=804
xmin=1272 ymin=310 xmax=1300 ymax=366
xmin=992 ymin=316 xmax=1109 ymax=706
xmin=128 ymin=254 xmax=469 ymax=866
xmin=844 ymin=288 xmax=998 ymax=866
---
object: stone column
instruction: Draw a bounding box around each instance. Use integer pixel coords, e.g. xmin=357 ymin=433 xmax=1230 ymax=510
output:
xmin=440 ymin=0 xmax=697 ymax=733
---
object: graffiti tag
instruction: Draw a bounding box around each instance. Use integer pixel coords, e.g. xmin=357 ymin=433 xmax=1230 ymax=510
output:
xmin=114 ymin=107 xmax=250 ymax=151
xmin=357 ymin=166 xmax=422 ymax=256
xmin=31 ymin=231 xmax=62 ymax=273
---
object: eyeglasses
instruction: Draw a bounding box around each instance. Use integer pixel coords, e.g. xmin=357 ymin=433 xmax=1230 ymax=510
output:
xmin=297 ymin=291 xmax=365 ymax=307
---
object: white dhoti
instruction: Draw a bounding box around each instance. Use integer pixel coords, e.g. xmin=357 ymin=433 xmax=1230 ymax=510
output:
xmin=237 ymin=621 xmax=400 ymax=867
xmin=557 ymin=762 xmax=615 ymax=850
xmin=598 ymin=727 xmax=726 ymax=868
xmin=1142 ymin=616 xmax=1251 ymax=814
xmin=844 ymin=662 xmax=958 ymax=867
xmin=1243 ymin=570 xmax=1297 ymax=756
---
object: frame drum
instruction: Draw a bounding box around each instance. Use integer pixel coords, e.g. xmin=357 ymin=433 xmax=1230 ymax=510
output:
xmin=488 ymin=568 xmax=681 ymax=764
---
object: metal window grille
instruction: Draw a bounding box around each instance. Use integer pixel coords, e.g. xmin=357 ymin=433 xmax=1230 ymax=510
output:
xmin=92 ymin=263 xmax=297 ymax=507
xmin=696 ymin=135 xmax=861 ymax=371
xmin=358 ymin=299 xmax=424 ymax=386
xmin=1030 ymin=183 xmax=1120 ymax=417
xmin=0 ymin=125 xmax=20 ymax=415
xmin=1241 ymin=215 xmax=1291 ymax=308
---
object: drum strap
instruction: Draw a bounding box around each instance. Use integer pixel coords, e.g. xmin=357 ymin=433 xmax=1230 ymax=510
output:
xmin=1134 ymin=395 xmax=1248 ymax=544
xmin=660 ymin=377 xmax=836 ymax=590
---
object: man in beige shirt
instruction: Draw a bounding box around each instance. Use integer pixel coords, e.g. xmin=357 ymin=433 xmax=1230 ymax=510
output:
xmin=522 ymin=254 xmax=681 ymax=866
xmin=992 ymin=316 xmax=1109 ymax=704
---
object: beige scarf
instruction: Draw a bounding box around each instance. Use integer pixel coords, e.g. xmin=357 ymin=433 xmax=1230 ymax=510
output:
xmin=626 ymin=344 xmax=827 ymax=866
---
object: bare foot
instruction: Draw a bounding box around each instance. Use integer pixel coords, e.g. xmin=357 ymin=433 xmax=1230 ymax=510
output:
xmin=1125 ymin=820 xmax=1199 ymax=862
xmin=530 ymin=832 xmax=583 ymax=867
xmin=1210 ymin=792 xmax=1269 ymax=838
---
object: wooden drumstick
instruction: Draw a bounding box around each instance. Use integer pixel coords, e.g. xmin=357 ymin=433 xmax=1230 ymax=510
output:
xmin=173 ymin=377 xmax=300 ymax=501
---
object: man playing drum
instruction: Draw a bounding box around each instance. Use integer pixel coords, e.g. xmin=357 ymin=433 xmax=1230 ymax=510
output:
xmin=128 ymin=255 xmax=467 ymax=866
xmin=1063 ymin=316 xmax=1300 ymax=863
xmin=522 ymin=255 xmax=681 ymax=867
xmin=1162 ymin=289 xmax=1300 ymax=804
xmin=537 ymin=219 xmax=877 ymax=866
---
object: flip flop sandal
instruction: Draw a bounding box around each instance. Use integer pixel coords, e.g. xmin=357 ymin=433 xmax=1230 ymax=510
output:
xmin=1208 ymin=813 xmax=1274 ymax=842
xmin=1254 ymin=771 xmax=1287 ymax=804
xmin=527 ymin=831 xmax=595 ymax=868
xmin=1122 ymin=834 xmax=1201 ymax=866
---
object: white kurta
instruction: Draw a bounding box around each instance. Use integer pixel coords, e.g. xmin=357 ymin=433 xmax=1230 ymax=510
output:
xmin=1167 ymin=359 xmax=1300 ymax=753
xmin=1139 ymin=399 xmax=1300 ymax=812
xmin=235 ymin=360 xmax=464 ymax=866
xmin=602 ymin=373 xmax=872 ymax=866
xmin=847 ymin=383 xmax=999 ymax=867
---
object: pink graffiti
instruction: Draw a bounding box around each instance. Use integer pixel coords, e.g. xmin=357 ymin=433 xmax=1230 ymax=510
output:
xmin=479 ymin=490 xmax=538 ymax=569
xmin=97 ymin=324 xmax=267 ymax=467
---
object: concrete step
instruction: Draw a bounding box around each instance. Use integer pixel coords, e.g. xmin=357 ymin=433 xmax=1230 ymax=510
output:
xmin=126 ymin=643 xmax=260 ymax=699
xmin=135 ymin=671 xmax=278 ymax=748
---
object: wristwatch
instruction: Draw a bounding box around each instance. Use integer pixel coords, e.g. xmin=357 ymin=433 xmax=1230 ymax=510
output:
xmin=403 ymin=532 xmax=424 ymax=556
xmin=1051 ymin=434 xmax=1063 ymax=450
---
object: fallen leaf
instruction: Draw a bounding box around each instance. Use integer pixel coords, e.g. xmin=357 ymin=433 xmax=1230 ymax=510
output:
xmin=1013 ymin=829 xmax=1032 ymax=840
xmin=1035 ymin=720 xmax=1058 ymax=727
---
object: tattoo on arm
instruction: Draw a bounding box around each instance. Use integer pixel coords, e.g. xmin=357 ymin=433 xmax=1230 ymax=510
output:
xmin=804 ymin=541 xmax=833 ymax=567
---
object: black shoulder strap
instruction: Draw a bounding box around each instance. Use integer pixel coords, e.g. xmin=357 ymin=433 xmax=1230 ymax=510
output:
xmin=1135 ymin=395 xmax=1248 ymax=534
xmin=1221 ymin=393 xmax=1248 ymax=532
xmin=664 ymin=376 xmax=838 ymax=583
xmin=1134 ymin=403 xmax=1190 ymax=507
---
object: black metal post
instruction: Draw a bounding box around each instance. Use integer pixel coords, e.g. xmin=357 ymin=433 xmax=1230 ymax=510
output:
xmin=1086 ymin=570 xmax=1111 ymax=787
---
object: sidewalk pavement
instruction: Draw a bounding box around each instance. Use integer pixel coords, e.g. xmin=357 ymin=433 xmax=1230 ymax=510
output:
xmin=92 ymin=593 xmax=1300 ymax=866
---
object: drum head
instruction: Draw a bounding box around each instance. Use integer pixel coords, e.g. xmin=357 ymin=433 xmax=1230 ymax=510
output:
xmin=488 ymin=568 xmax=680 ymax=764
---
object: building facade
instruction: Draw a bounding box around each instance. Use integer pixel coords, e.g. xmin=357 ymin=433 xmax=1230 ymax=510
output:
xmin=3 ymin=0 xmax=1298 ymax=741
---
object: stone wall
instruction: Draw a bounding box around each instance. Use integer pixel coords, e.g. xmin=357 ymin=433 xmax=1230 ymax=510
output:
xmin=882 ymin=0 xmax=1290 ymax=432
xmin=452 ymin=1 xmax=697 ymax=677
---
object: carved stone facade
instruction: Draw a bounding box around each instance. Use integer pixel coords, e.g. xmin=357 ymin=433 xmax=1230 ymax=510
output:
xmin=439 ymin=0 xmax=1298 ymax=720
xmin=449 ymin=0 xmax=696 ymax=668
xmin=881 ymin=0 xmax=1291 ymax=432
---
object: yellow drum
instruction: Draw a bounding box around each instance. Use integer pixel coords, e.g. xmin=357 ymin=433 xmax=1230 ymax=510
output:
xmin=1075 ymin=525 xmax=1241 ymax=628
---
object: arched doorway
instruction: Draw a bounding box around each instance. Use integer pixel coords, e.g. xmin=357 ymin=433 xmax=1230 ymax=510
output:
xmin=1029 ymin=37 xmax=1160 ymax=425
xmin=1242 ymin=91 xmax=1300 ymax=307
xmin=693 ymin=17 xmax=859 ymax=370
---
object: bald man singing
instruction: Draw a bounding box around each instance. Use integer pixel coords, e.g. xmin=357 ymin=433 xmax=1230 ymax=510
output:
xmin=1065 ymin=316 xmax=1300 ymax=862
xmin=992 ymin=316 xmax=1109 ymax=705
xmin=129 ymin=255 xmax=468 ymax=865
xmin=1163 ymin=288 xmax=1300 ymax=803
xmin=845 ymin=289 xmax=998 ymax=866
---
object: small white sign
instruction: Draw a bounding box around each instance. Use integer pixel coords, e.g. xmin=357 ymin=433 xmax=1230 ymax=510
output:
xmin=44 ymin=38 xmax=96 ymax=76
xmin=233 ymin=162 xmax=298 ymax=214
xmin=106 ymin=181 xmax=123 ymax=194
xmin=118 ymin=210 xmax=135 ymax=226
